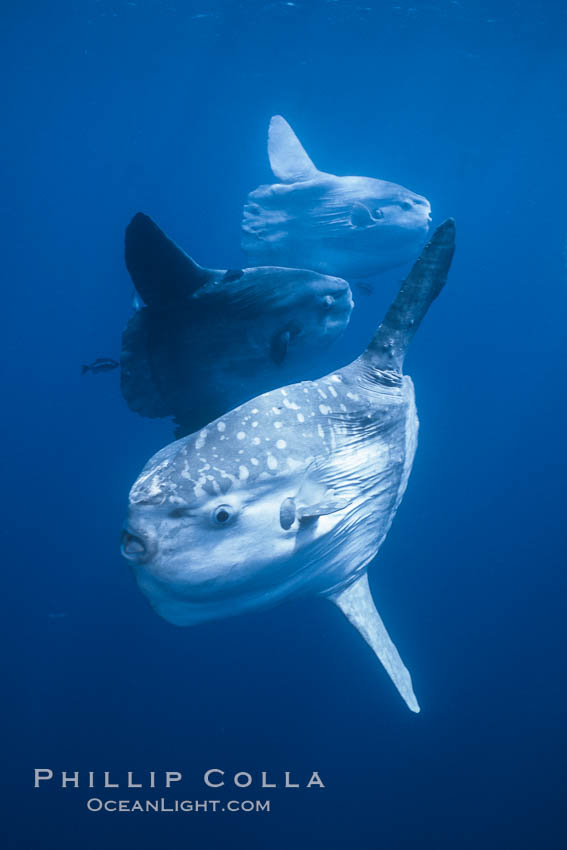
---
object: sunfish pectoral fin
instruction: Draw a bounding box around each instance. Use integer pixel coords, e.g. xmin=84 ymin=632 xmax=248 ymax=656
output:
xmin=295 ymin=472 xmax=353 ymax=520
xmin=268 ymin=115 xmax=319 ymax=183
xmin=270 ymin=329 xmax=291 ymax=365
xmin=328 ymin=573 xmax=420 ymax=713
xmin=296 ymin=495 xmax=351 ymax=520
xmin=281 ymin=491 xmax=349 ymax=529
xmin=349 ymin=202 xmax=375 ymax=229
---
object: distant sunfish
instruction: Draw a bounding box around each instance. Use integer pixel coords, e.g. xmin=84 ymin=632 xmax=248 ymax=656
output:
xmin=81 ymin=357 xmax=119 ymax=375
xmin=242 ymin=115 xmax=431 ymax=280
xmin=121 ymin=213 xmax=353 ymax=437
xmin=121 ymin=220 xmax=455 ymax=712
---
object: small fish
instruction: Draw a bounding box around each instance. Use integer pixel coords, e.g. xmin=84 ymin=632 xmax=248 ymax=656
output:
xmin=81 ymin=357 xmax=119 ymax=375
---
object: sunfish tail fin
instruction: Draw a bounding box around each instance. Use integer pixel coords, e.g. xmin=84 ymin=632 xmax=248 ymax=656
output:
xmin=120 ymin=310 xmax=172 ymax=420
xmin=328 ymin=573 xmax=420 ymax=713
xmin=268 ymin=115 xmax=319 ymax=183
xmin=125 ymin=213 xmax=213 ymax=308
xmin=362 ymin=218 xmax=456 ymax=374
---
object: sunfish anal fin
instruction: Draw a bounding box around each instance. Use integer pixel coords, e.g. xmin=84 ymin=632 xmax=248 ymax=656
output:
xmin=328 ymin=573 xmax=420 ymax=713
xmin=268 ymin=115 xmax=319 ymax=183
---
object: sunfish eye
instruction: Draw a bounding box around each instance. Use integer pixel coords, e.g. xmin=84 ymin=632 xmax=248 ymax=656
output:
xmin=212 ymin=504 xmax=234 ymax=526
xmin=372 ymin=208 xmax=384 ymax=220
xmin=400 ymin=201 xmax=412 ymax=211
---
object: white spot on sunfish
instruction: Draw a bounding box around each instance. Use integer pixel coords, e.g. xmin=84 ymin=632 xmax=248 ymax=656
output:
xmin=319 ymin=404 xmax=330 ymax=415
xmin=239 ymin=465 xmax=249 ymax=481
xmin=317 ymin=389 xmax=327 ymax=399
xmin=216 ymin=422 xmax=226 ymax=432
xmin=331 ymin=374 xmax=342 ymax=382
xmin=283 ymin=398 xmax=300 ymax=410
xmin=195 ymin=429 xmax=208 ymax=450
xmin=317 ymin=424 xmax=325 ymax=439
xmin=237 ymin=431 xmax=246 ymax=440
xmin=252 ymin=421 xmax=259 ymax=427
xmin=297 ymin=413 xmax=305 ymax=423
xmin=251 ymin=457 xmax=259 ymax=466
xmin=328 ymin=386 xmax=338 ymax=398
xmin=347 ymin=392 xmax=359 ymax=401
xmin=274 ymin=421 xmax=283 ymax=429
xmin=276 ymin=439 xmax=287 ymax=449
xmin=267 ymin=454 xmax=278 ymax=470
xmin=252 ymin=437 xmax=261 ymax=445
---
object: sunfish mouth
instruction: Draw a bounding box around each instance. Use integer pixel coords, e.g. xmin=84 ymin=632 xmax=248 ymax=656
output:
xmin=121 ymin=528 xmax=155 ymax=563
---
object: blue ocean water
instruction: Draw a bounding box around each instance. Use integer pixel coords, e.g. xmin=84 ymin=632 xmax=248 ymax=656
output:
xmin=2 ymin=1 xmax=566 ymax=848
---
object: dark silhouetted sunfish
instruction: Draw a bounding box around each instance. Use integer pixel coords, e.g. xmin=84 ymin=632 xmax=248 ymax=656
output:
xmin=122 ymin=220 xmax=455 ymax=712
xmin=121 ymin=213 xmax=353 ymax=437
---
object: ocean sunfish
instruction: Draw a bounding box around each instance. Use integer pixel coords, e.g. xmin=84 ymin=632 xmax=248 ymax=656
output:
xmin=121 ymin=213 xmax=353 ymax=437
xmin=121 ymin=220 xmax=456 ymax=712
xmin=242 ymin=115 xmax=432 ymax=280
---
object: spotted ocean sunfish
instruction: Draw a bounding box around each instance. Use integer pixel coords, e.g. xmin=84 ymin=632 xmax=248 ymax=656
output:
xmin=121 ymin=221 xmax=456 ymax=712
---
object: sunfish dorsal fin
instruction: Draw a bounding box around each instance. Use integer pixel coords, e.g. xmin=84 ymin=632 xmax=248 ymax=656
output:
xmin=268 ymin=115 xmax=319 ymax=183
xmin=125 ymin=213 xmax=214 ymax=309
xmin=362 ymin=218 xmax=456 ymax=375
xmin=328 ymin=573 xmax=420 ymax=713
